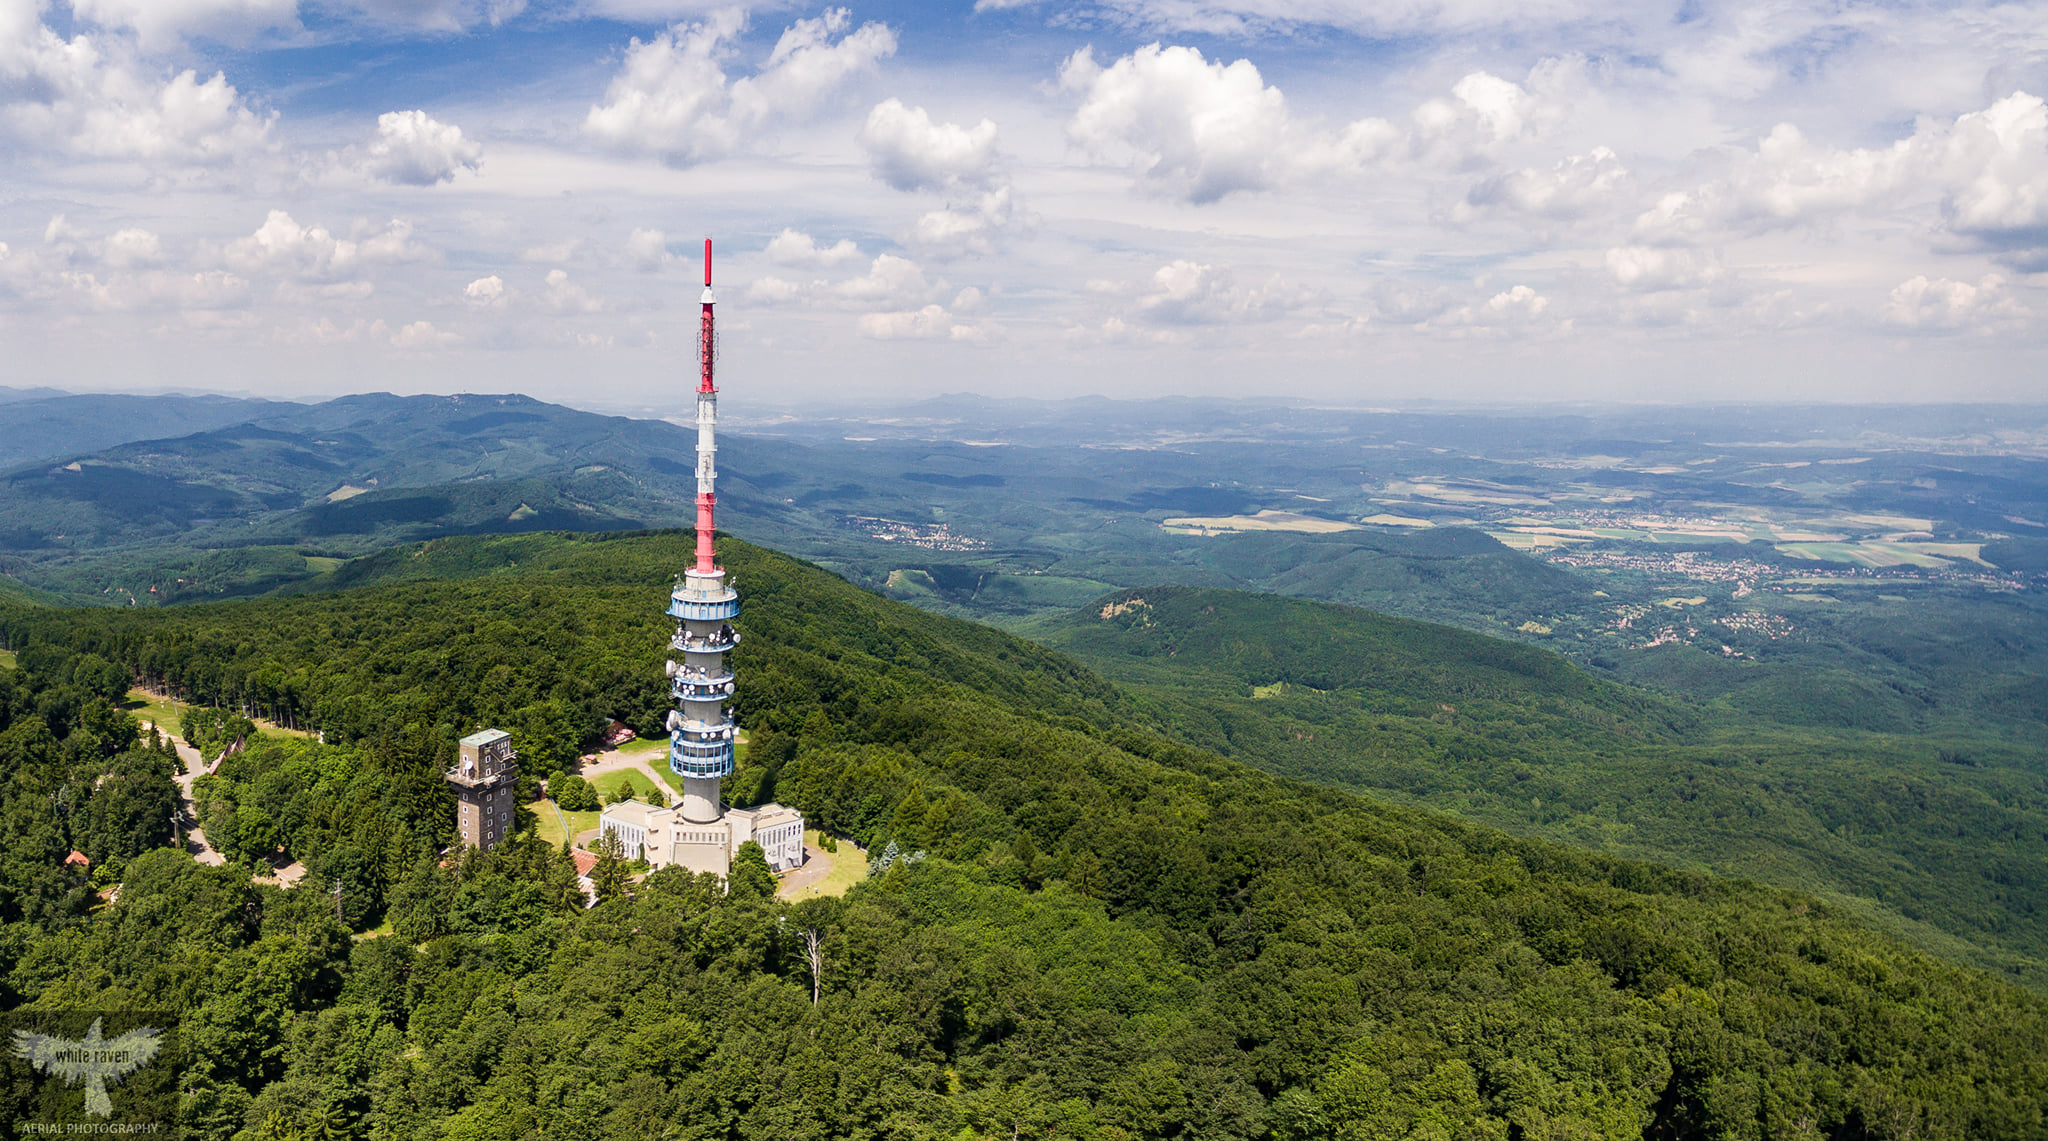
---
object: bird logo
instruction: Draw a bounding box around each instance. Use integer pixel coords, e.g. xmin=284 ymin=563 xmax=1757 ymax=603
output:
xmin=11 ymin=1017 xmax=165 ymax=1118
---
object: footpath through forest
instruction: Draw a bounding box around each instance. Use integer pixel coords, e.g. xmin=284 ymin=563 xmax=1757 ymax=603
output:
xmin=140 ymin=719 xmax=224 ymax=868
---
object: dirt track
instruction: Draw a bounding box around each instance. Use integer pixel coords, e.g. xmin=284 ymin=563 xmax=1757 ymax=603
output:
xmin=142 ymin=720 xmax=225 ymax=867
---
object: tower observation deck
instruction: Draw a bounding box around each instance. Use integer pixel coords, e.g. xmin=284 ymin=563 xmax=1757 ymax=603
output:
xmin=665 ymin=239 xmax=739 ymax=825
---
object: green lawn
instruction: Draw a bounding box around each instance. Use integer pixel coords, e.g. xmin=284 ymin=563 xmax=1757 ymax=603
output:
xmin=123 ymin=689 xmax=185 ymax=734
xmin=0 ymin=648 xmax=15 ymax=670
xmin=801 ymin=831 xmax=867 ymax=898
xmin=592 ymin=769 xmax=661 ymax=802
xmin=532 ymin=800 xmax=600 ymax=849
xmin=531 ymin=769 xmax=659 ymax=850
xmin=613 ymin=736 xmax=669 ymax=759
xmin=121 ymin=688 xmax=312 ymax=744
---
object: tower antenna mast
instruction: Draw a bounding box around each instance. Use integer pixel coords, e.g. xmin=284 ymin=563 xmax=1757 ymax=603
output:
xmin=695 ymin=238 xmax=717 ymax=573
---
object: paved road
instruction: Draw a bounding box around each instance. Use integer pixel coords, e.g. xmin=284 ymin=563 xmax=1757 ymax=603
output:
xmin=142 ymin=720 xmax=225 ymax=867
xmin=776 ymin=840 xmax=835 ymax=899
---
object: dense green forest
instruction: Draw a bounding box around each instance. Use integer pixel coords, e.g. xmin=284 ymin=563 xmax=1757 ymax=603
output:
xmin=1029 ymin=587 xmax=2048 ymax=986
xmin=2 ymin=530 xmax=2047 ymax=1138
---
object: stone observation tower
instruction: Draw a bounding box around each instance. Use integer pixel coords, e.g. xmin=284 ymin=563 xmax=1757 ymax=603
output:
xmin=448 ymin=728 xmax=517 ymax=851
xmin=600 ymin=240 xmax=804 ymax=878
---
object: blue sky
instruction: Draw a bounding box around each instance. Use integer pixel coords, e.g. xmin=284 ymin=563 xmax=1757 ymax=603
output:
xmin=2 ymin=0 xmax=2046 ymax=414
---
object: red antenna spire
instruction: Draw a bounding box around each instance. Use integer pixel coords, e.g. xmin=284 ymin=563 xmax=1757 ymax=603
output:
xmin=694 ymin=238 xmax=718 ymax=572
xmin=698 ymin=238 xmax=715 ymax=396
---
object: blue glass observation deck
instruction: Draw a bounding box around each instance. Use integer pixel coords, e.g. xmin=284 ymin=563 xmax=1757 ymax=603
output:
xmin=669 ymin=731 xmax=736 ymax=777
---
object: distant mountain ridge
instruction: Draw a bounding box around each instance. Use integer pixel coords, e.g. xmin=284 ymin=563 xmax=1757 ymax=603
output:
xmin=0 ymin=393 xmax=808 ymax=592
xmin=0 ymin=391 xmax=1602 ymax=623
xmin=0 ymin=385 xmax=69 ymax=405
xmin=0 ymin=391 xmax=290 ymax=468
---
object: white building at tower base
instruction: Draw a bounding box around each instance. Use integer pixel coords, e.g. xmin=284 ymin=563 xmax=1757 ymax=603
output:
xmin=600 ymin=797 xmax=804 ymax=876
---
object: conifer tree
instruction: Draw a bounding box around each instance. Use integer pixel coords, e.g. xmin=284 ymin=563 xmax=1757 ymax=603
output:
xmin=727 ymin=840 xmax=774 ymax=900
xmin=591 ymin=829 xmax=627 ymax=903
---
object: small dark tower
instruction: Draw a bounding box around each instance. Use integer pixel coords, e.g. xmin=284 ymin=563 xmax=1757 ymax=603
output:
xmin=448 ymin=728 xmax=518 ymax=851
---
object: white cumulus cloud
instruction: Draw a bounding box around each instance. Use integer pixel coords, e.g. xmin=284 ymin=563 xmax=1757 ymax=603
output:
xmin=831 ymin=253 xmax=934 ymax=306
xmin=765 ymin=228 xmax=861 ymax=267
xmin=1464 ymin=146 xmax=1631 ymax=220
xmin=358 ymin=109 xmax=481 ymax=185
xmin=1932 ymin=93 xmax=2048 ymax=263
xmin=543 ymin=268 xmax=602 ymax=313
xmin=1883 ymin=274 xmax=2026 ymax=331
xmin=585 ymin=7 xmax=895 ymax=165
xmin=909 ymin=186 xmax=1019 ymax=258
xmin=463 ymin=274 xmax=506 ymax=306
xmin=1633 ymin=91 xmax=2048 ymax=264
xmin=857 ymin=302 xmax=989 ymax=341
xmin=391 ymin=318 xmax=460 ymax=347
xmin=1060 ymin=43 xmax=1298 ymax=202
xmin=1060 ymin=44 xmax=1557 ymax=202
xmin=0 ymin=16 xmax=276 ymax=164
xmin=1605 ymin=246 xmax=1722 ymax=291
xmin=860 ymin=98 xmax=1000 ymax=192
xmin=101 ymin=227 xmax=164 ymax=268
xmin=1127 ymin=259 xmax=1320 ymax=325
xmin=746 ymin=251 xmax=944 ymax=311
xmin=225 ymin=211 xmax=425 ymax=281
xmin=1427 ymin=284 xmax=1562 ymax=334
xmin=1409 ymin=71 xmax=1556 ymax=166
xmin=625 ymin=227 xmax=673 ymax=270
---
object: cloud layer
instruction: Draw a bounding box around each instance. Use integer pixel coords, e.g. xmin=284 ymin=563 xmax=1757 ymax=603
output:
xmin=0 ymin=0 xmax=2043 ymax=403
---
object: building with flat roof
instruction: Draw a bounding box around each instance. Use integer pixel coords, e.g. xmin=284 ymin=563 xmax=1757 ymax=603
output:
xmin=599 ymin=798 xmax=804 ymax=875
xmin=447 ymin=728 xmax=517 ymax=852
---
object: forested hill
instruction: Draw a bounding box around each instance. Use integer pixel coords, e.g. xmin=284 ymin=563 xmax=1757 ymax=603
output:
xmin=1 ymin=531 xmax=2045 ymax=1138
xmin=1032 ymin=587 xmax=2048 ymax=987
xmin=1038 ymin=585 xmax=1693 ymax=734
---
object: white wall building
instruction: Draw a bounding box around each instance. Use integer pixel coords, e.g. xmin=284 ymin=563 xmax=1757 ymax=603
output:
xmin=600 ymin=797 xmax=805 ymax=877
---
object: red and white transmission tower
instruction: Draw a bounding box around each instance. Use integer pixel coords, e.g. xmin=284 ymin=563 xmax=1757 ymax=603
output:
xmin=664 ymin=239 xmax=740 ymax=824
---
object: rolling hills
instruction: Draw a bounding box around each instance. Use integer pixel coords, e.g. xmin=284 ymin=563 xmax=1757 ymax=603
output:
xmin=1030 ymin=586 xmax=2048 ymax=986
xmin=1 ymin=529 xmax=2045 ymax=1137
